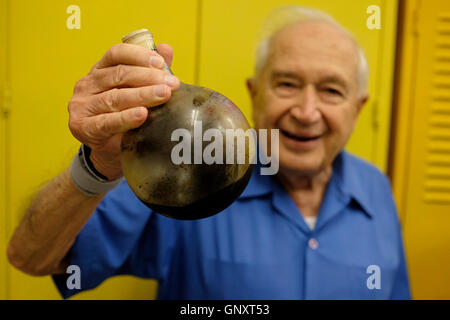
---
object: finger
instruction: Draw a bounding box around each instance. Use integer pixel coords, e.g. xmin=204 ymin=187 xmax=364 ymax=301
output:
xmin=156 ymin=43 xmax=174 ymax=67
xmin=95 ymin=43 xmax=165 ymax=70
xmin=89 ymin=65 xmax=180 ymax=93
xmin=89 ymin=85 xmax=171 ymax=114
xmin=85 ymin=107 xmax=149 ymax=138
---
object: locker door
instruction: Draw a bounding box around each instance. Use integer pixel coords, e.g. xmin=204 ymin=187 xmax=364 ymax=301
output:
xmin=199 ymin=0 xmax=398 ymax=172
xmin=0 ymin=0 xmax=9 ymax=300
xmin=0 ymin=112 xmax=6 ymax=301
xmin=6 ymin=0 xmax=198 ymax=299
xmin=392 ymin=0 xmax=450 ymax=299
xmin=0 ymin=96 xmax=7 ymax=300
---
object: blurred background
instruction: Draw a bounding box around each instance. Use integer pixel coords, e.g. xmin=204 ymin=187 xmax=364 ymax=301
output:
xmin=0 ymin=0 xmax=449 ymax=299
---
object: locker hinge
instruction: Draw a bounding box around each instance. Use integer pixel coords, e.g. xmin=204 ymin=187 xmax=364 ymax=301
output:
xmin=371 ymin=99 xmax=379 ymax=132
xmin=0 ymin=82 xmax=11 ymax=119
xmin=412 ymin=0 xmax=421 ymax=38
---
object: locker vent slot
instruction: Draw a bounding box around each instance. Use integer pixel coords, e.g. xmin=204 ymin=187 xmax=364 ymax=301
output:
xmin=426 ymin=13 xmax=450 ymax=203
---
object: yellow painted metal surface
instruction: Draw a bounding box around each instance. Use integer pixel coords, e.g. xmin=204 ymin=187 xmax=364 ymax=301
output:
xmin=2 ymin=0 xmax=398 ymax=299
xmin=392 ymin=0 xmax=450 ymax=299
xmin=199 ymin=0 xmax=398 ymax=172
xmin=0 ymin=0 xmax=9 ymax=301
xmin=5 ymin=0 xmax=198 ymax=299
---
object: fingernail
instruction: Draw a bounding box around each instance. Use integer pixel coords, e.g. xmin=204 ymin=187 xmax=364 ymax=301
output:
xmin=150 ymin=56 xmax=164 ymax=68
xmin=155 ymin=85 xmax=167 ymax=98
xmin=164 ymin=75 xmax=179 ymax=88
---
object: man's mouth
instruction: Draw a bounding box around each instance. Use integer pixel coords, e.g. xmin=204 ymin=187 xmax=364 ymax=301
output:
xmin=280 ymin=129 xmax=322 ymax=142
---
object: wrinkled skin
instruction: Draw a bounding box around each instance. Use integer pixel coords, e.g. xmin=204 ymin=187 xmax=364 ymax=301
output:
xmin=248 ymin=21 xmax=368 ymax=179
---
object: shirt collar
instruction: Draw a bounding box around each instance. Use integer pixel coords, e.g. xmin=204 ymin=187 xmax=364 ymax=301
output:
xmin=331 ymin=150 xmax=374 ymax=218
xmin=239 ymin=151 xmax=375 ymax=218
xmin=238 ymin=162 xmax=275 ymax=199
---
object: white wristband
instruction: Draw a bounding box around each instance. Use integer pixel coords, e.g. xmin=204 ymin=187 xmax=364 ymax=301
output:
xmin=70 ymin=146 xmax=123 ymax=196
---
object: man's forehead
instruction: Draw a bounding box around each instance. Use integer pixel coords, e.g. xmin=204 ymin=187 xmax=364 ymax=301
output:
xmin=267 ymin=20 xmax=359 ymax=78
xmin=273 ymin=20 xmax=357 ymax=52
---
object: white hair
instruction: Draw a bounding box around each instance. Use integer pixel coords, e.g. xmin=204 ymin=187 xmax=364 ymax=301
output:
xmin=254 ymin=6 xmax=369 ymax=98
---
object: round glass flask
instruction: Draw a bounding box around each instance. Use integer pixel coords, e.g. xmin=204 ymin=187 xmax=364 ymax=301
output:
xmin=120 ymin=29 xmax=255 ymax=220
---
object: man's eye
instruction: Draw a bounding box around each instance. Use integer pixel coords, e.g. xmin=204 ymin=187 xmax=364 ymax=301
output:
xmin=325 ymin=88 xmax=342 ymax=96
xmin=278 ymin=82 xmax=295 ymax=88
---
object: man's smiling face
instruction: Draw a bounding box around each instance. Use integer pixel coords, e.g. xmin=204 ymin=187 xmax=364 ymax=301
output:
xmin=249 ymin=20 xmax=368 ymax=176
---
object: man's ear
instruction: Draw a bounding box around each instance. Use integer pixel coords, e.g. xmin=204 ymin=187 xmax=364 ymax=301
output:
xmin=247 ymin=78 xmax=260 ymax=127
xmin=246 ymin=78 xmax=257 ymax=99
xmin=356 ymin=94 xmax=369 ymax=114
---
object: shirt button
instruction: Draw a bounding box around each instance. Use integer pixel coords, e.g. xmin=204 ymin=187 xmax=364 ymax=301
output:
xmin=308 ymin=238 xmax=319 ymax=250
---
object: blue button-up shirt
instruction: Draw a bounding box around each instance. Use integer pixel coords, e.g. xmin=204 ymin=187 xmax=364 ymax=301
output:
xmin=53 ymin=151 xmax=411 ymax=299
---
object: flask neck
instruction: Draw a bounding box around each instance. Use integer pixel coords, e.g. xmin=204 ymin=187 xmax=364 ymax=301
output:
xmin=122 ymin=29 xmax=172 ymax=74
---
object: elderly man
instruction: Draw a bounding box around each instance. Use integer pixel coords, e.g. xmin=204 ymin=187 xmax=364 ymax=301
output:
xmin=7 ymin=6 xmax=410 ymax=299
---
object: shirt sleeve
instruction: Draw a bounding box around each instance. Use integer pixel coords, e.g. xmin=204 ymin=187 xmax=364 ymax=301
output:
xmin=380 ymin=174 xmax=411 ymax=300
xmin=52 ymin=180 xmax=176 ymax=299
xmin=390 ymin=234 xmax=411 ymax=299
xmin=390 ymin=199 xmax=411 ymax=300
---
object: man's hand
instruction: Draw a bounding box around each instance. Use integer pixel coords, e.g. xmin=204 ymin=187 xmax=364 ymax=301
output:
xmin=68 ymin=43 xmax=180 ymax=180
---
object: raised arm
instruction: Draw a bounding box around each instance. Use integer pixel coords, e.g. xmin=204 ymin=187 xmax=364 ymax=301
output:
xmin=7 ymin=43 xmax=179 ymax=276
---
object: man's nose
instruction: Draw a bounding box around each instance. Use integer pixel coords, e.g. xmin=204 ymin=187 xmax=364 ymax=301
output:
xmin=289 ymin=85 xmax=321 ymax=124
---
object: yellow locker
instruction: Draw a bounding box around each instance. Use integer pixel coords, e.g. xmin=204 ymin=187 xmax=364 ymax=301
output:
xmin=392 ymin=0 xmax=450 ymax=299
xmin=5 ymin=0 xmax=198 ymax=299
xmin=199 ymin=0 xmax=398 ymax=171
xmin=3 ymin=0 xmax=400 ymax=300
xmin=1 ymin=0 xmax=9 ymax=300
